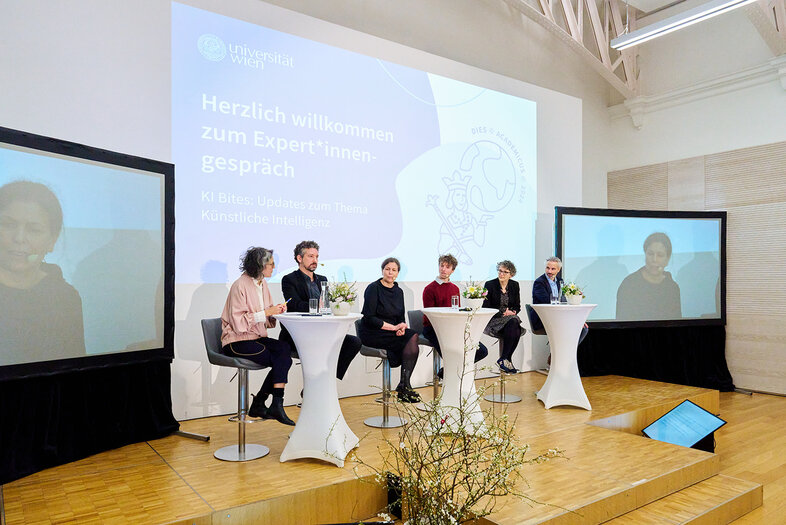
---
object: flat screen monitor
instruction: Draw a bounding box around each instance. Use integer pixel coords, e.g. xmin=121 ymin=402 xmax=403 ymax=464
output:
xmin=0 ymin=127 xmax=174 ymax=380
xmin=642 ymin=400 xmax=726 ymax=449
xmin=556 ymin=207 xmax=726 ymax=328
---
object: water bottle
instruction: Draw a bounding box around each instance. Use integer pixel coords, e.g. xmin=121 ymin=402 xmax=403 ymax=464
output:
xmin=320 ymin=281 xmax=330 ymax=314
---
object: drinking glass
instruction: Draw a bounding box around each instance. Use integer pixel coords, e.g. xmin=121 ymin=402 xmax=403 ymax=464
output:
xmin=451 ymin=295 xmax=460 ymax=309
xmin=550 ymin=292 xmax=561 ymax=305
xmin=309 ymin=298 xmax=319 ymax=314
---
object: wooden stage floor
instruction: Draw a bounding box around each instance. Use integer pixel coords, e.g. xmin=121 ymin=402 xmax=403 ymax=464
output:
xmin=0 ymin=374 xmax=761 ymax=524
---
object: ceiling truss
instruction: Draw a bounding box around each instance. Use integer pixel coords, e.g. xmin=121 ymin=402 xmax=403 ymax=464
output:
xmin=503 ymin=0 xmax=786 ymax=100
xmin=504 ymin=0 xmax=640 ymax=98
xmin=746 ymin=0 xmax=786 ymax=57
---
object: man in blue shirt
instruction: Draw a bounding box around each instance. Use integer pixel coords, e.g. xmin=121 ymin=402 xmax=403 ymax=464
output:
xmin=531 ymin=256 xmax=588 ymax=344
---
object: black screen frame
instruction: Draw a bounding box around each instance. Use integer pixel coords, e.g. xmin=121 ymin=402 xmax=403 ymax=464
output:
xmin=0 ymin=126 xmax=175 ymax=381
xmin=642 ymin=399 xmax=727 ymax=448
xmin=555 ymin=206 xmax=727 ymax=329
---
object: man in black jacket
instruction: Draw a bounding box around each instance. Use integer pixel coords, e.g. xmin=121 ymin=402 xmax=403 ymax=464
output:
xmin=280 ymin=240 xmax=361 ymax=380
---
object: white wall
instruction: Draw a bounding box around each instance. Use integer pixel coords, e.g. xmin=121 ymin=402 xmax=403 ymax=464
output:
xmin=1 ymin=0 xmax=616 ymax=419
xmin=606 ymin=7 xmax=786 ymax=171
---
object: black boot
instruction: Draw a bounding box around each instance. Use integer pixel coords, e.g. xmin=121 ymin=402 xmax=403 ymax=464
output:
xmin=265 ymin=397 xmax=296 ymax=426
xmin=248 ymin=392 xmax=268 ymax=418
xmin=396 ymin=368 xmax=421 ymax=403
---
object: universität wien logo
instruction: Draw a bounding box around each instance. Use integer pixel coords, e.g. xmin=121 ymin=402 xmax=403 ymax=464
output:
xmin=197 ymin=34 xmax=226 ymax=61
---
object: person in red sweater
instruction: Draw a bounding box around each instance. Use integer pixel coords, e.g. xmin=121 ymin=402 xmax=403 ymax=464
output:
xmin=421 ymin=254 xmax=488 ymax=378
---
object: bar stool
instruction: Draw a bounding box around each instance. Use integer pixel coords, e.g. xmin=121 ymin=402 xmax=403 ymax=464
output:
xmin=525 ymin=304 xmax=547 ymax=336
xmin=407 ymin=309 xmax=439 ymax=410
xmin=201 ymin=318 xmax=270 ymax=461
xmin=354 ymin=319 xmax=406 ymax=428
xmin=483 ymin=321 xmax=526 ymax=404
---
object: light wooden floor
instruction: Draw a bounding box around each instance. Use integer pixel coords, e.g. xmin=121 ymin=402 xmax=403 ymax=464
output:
xmin=719 ymin=390 xmax=786 ymax=524
xmin=0 ymin=374 xmax=779 ymax=524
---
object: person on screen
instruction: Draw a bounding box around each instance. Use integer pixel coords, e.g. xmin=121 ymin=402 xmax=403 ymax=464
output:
xmin=482 ymin=260 xmax=524 ymax=374
xmin=0 ymin=180 xmax=85 ymax=366
xmin=358 ymin=257 xmax=421 ymax=403
xmin=616 ymin=232 xmax=682 ymax=321
xmin=221 ymin=247 xmax=295 ymax=426
xmin=531 ymin=257 xmax=588 ymax=348
xmin=280 ymin=240 xmax=361 ymax=381
xmin=422 ymin=253 xmax=488 ymax=378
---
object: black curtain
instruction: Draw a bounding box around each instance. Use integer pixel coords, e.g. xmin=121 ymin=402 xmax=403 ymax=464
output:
xmin=0 ymin=360 xmax=179 ymax=484
xmin=577 ymin=325 xmax=734 ymax=392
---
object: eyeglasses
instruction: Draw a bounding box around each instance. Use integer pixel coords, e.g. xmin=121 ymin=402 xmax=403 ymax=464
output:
xmin=497 ymin=269 xmax=511 ymax=274
xmin=266 ymin=262 xmax=276 ymax=268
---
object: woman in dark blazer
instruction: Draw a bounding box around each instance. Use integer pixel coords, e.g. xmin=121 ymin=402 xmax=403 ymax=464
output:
xmin=358 ymin=257 xmax=421 ymax=403
xmin=482 ymin=260 xmax=523 ymax=374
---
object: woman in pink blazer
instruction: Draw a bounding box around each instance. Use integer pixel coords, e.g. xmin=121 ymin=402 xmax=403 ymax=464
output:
xmin=221 ymin=247 xmax=294 ymax=425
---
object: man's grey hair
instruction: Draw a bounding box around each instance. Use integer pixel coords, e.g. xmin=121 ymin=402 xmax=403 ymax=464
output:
xmin=546 ymin=256 xmax=562 ymax=268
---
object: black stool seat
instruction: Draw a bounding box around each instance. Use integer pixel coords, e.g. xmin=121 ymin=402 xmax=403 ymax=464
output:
xmin=201 ymin=318 xmax=270 ymax=461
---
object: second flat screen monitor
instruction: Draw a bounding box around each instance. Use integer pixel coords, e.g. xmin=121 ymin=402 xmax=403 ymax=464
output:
xmin=557 ymin=207 xmax=725 ymax=327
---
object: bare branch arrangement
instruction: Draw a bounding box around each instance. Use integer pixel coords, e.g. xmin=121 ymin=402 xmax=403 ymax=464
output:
xmin=349 ymin=311 xmax=564 ymax=524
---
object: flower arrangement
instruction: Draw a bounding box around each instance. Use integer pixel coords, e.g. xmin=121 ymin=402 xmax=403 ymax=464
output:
xmin=328 ymin=279 xmax=358 ymax=304
xmin=561 ymin=281 xmax=585 ymax=298
xmin=347 ymin=312 xmax=563 ymax=524
xmin=461 ymin=279 xmax=488 ymax=299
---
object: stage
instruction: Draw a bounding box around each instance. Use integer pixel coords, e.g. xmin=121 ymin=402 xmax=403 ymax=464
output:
xmin=1 ymin=374 xmax=761 ymax=524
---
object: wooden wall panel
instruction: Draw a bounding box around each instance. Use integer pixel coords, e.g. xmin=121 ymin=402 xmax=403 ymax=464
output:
xmin=607 ymin=140 xmax=786 ymax=395
xmin=705 ymin=142 xmax=786 ymax=209
xmin=608 ymin=163 xmax=668 ymax=210
xmin=725 ymin=315 xmax=786 ymax=393
xmin=667 ymin=157 xmax=705 ymax=210
xmin=725 ymin=204 xmax=786 ymax=317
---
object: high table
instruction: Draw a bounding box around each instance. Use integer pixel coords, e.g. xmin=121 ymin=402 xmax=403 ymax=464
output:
xmin=274 ymin=312 xmax=360 ymax=467
xmin=422 ymin=307 xmax=497 ymax=433
xmin=531 ymin=304 xmax=595 ymax=410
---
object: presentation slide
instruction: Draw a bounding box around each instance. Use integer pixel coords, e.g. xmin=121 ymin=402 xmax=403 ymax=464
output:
xmin=643 ymin=400 xmax=726 ymax=448
xmin=558 ymin=209 xmax=724 ymax=323
xmin=172 ymin=2 xmax=537 ymax=284
xmin=0 ymin=135 xmax=165 ymax=369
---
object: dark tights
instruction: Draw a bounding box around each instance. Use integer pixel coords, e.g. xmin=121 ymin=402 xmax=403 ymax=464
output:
xmin=397 ymin=333 xmax=420 ymax=390
xmin=499 ymin=318 xmax=522 ymax=361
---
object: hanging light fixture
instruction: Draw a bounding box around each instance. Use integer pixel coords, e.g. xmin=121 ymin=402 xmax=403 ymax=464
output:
xmin=611 ymin=0 xmax=758 ymax=50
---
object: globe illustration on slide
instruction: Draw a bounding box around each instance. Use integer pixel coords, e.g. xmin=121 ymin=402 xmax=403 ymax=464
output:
xmin=197 ymin=34 xmax=227 ymax=61
xmin=459 ymin=141 xmax=517 ymax=212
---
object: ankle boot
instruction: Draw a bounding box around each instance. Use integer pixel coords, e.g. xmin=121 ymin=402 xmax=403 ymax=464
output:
xmin=248 ymin=392 xmax=268 ymax=418
xmin=266 ymin=397 xmax=296 ymax=426
xmin=396 ymin=368 xmax=421 ymax=403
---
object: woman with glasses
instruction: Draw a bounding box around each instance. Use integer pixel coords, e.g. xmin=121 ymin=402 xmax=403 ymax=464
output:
xmin=220 ymin=246 xmax=295 ymax=425
xmin=482 ymin=260 xmax=524 ymax=373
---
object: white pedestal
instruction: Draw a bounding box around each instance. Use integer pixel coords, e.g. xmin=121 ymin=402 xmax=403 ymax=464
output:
xmin=274 ymin=313 xmax=361 ymax=467
xmin=422 ymin=307 xmax=497 ymax=433
xmin=531 ymin=304 xmax=595 ymax=411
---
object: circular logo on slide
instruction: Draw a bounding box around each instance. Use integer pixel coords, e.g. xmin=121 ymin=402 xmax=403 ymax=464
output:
xmin=197 ymin=34 xmax=226 ymax=61
xmin=459 ymin=141 xmax=517 ymax=213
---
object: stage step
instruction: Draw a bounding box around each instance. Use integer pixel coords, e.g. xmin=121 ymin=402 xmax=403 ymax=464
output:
xmin=604 ymin=474 xmax=762 ymax=524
